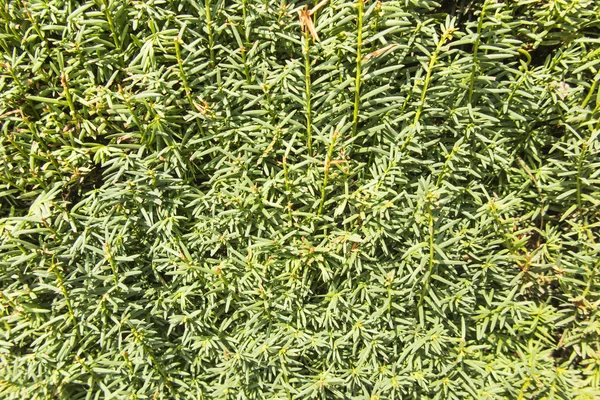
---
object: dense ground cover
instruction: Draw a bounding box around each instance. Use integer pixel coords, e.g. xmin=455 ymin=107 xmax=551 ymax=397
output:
xmin=1 ymin=0 xmax=600 ymax=398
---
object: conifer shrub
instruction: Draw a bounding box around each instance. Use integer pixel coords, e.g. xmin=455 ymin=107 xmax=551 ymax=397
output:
xmin=1 ymin=0 xmax=599 ymax=398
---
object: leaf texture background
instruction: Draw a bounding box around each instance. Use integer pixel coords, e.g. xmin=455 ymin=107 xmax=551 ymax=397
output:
xmin=0 ymin=0 xmax=599 ymax=398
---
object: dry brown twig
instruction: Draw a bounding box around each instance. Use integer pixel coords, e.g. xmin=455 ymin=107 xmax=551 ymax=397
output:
xmin=363 ymin=43 xmax=399 ymax=61
xmin=298 ymin=0 xmax=328 ymax=41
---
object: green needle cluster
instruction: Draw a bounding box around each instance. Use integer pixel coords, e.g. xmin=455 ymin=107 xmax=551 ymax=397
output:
xmin=0 ymin=0 xmax=599 ymax=398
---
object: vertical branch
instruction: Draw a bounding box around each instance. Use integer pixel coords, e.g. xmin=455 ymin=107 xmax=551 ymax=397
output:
xmin=101 ymin=0 xmax=121 ymax=51
xmin=22 ymin=115 xmax=62 ymax=173
xmin=298 ymin=2 xmax=328 ymax=154
xmin=318 ymin=130 xmax=339 ymax=216
xmin=175 ymin=37 xmax=194 ymax=108
xmin=241 ymin=0 xmax=250 ymax=82
xmin=175 ymin=35 xmax=205 ymax=140
xmin=130 ymin=327 xmax=173 ymax=391
xmin=2 ymin=62 xmax=24 ymax=92
xmin=413 ymin=29 xmax=452 ymax=128
xmin=581 ymin=75 xmax=599 ymax=108
xmin=283 ymin=155 xmax=294 ymax=224
xmin=417 ymin=202 xmax=436 ymax=313
xmin=303 ymin=32 xmax=313 ymax=154
xmin=61 ymin=72 xmax=77 ymax=120
xmin=18 ymin=0 xmax=43 ymax=40
xmin=436 ymin=143 xmax=460 ymax=187
xmin=582 ymin=260 xmax=600 ymax=300
xmin=49 ymin=262 xmax=77 ymax=327
xmin=119 ymin=85 xmax=145 ymax=136
xmin=399 ymin=27 xmax=454 ymax=154
xmin=104 ymin=242 xmax=119 ymax=285
xmin=205 ymin=0 xmax=215 ymax=64
xmin=0 ymin=4 xmax=18 ymax=39
xmin=467 ymin=1 xmax=487 ymax=104
xmin=517 ymin=157 xmax=545 ymax=243
xmin=60 ymin=72 xmax=77 ymax=146
xmin=351 ymin=0 xmax=364 ymax=139
xmin=205 ymin=0 xmax=220 ymax=84
xmin=101 ymin=0 xmax=124 ymax=69
xmin=575 ymin=141 xmax=588 ymax=213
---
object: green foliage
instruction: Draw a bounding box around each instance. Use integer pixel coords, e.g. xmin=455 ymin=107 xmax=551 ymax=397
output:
xmin=1 ymin=0 xmax=600 ymax=398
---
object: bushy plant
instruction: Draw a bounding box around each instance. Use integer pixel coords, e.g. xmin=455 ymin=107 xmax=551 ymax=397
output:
xmin=1 ymin=0 xmax=599 ymax=398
